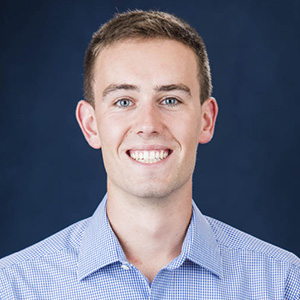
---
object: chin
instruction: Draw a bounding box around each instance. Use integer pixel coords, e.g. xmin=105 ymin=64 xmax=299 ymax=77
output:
xmin=126 ymin=183 xmax=180 ymax=200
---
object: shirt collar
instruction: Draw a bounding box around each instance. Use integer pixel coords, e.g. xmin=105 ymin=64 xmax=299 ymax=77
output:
xmin=187 ymin=201 xmax=223 ymax=278
xmin=77 ymin=194 xmax=127 ymax=281
xmin=77 ymin=195 xmax=223 ymax=281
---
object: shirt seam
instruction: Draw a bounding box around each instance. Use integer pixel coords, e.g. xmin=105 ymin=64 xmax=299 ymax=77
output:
xmin=0 ymin=246 xmax=80 ymax=271
xmin=218 ymin=241 xmax=300 ymax=270
xmin=205 ymin=216 xmax=300 ymax=268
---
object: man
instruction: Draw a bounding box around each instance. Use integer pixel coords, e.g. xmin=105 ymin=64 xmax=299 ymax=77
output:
xmin=0 ymin=10 xmax=299 ymax=299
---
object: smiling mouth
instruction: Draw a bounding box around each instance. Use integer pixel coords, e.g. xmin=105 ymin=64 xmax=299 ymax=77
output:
xmin=127 ymin=149 xmax=172 ymax=164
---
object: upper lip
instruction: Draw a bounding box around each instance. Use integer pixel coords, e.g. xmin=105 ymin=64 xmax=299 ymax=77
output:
xmin=126 ymin=145 xmax=172 ymax=151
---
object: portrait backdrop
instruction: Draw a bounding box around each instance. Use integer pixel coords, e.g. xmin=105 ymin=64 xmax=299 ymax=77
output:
xmin=0 ymin=0 xmax=299 ymax=258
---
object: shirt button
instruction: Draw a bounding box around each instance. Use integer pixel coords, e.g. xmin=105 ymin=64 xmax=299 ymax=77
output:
xmin=121 ymin=264 xmax=130 ymax=270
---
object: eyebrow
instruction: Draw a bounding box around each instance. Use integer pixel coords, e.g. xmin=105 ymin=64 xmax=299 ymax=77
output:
xmin=102 ymin=83 xmax=192 ymax=98
xmin=102 ymin=84 xmax=140 ymax=98
xmin=154 ymin=84 xmax=192 ymax=97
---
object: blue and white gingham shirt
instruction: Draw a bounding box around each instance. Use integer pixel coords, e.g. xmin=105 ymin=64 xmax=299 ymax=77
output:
xmin=1 ymin=194 xmax=299 ymax=299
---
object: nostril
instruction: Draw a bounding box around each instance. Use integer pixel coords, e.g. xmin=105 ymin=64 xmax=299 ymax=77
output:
xmin=136 ymin=129 xmax=160 ymax=135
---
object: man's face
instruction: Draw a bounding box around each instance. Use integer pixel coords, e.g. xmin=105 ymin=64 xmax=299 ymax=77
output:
xmin=77 ymin=39 xmax=217 ymax=199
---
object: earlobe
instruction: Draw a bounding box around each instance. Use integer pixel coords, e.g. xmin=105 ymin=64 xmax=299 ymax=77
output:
xmin=75 ymin=100 xmax=101 ymax=149
xmin=198 ymin=97 xmax=218 ymax=144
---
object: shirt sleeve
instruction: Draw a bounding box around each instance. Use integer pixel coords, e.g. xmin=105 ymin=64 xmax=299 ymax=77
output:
xmin=0 ymin=269 xmax=13 ymax=300
xmin=284 ymin=263 xmax=300 ymax=299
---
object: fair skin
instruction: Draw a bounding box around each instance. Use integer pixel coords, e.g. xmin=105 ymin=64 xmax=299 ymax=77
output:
xmin=76 ymin=39 xmax=218 ymax=282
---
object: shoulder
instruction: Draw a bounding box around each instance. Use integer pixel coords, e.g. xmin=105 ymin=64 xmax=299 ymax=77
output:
xmin=202 ymin=216 xmax=300 ymax=298
xmin=205 ymin=216 xmax=300 ymax=268
xmin=0 ymin=217 xmax=90 ymax=270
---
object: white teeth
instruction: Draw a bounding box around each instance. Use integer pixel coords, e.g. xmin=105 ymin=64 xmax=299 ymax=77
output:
xmin=129 ymin=150 xmax=170 ymax=164
xmin=150 ymin=151 xmax=155 ymax=159
xmin=144 ymin=151 xmax=149 ymax=160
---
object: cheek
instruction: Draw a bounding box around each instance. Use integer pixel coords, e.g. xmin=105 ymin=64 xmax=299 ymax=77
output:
xmin=172 ymin=114 xmax=201 ymax=147
xmin=97 ymin=114 xmax=130 ymax=150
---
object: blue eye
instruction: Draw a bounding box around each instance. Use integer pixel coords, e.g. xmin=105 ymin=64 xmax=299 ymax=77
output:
xmin=115 ymin=99 xmax=132 ymax=107
xmin=161 ymin=98 xmax=180 ymax=106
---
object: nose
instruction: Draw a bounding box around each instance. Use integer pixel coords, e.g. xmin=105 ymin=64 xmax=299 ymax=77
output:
xmin=134 ymin=103 xmax=163 ymax=137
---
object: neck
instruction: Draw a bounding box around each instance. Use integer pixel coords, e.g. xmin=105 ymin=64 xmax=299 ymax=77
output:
xmin=106 ymin=182 xmax=193 ymax=282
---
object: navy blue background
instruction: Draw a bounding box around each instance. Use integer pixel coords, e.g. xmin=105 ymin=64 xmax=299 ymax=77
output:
xmin=1 ymin=0 xmax=299 ymax=258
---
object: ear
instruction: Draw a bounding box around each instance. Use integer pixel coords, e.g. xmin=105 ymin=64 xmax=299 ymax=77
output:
xmin=198 ymin=97 xmax=218 ymax=144
xmin=76 ymin=100 xmax=101 ymax=149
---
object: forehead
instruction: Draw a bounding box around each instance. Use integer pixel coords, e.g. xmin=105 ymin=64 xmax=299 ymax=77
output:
xmin=93 ymin=39 xmax=200 ymax=94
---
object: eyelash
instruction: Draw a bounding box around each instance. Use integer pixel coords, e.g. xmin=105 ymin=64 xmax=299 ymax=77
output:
xmin=160 ymin=97 xmax=181 ymax=107
xmin=114 ymin=98 xmax=133 ymax=108
xmin=113 ymin=97 xmax=182 ymax=108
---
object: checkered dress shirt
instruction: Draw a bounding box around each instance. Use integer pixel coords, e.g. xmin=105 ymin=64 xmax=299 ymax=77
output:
xmin=1 ymin=194 xmax=299 ymax=299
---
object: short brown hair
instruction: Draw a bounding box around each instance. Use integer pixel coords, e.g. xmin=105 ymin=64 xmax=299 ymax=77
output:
xmin=84 ymin=10 xmax=212 ymax=106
